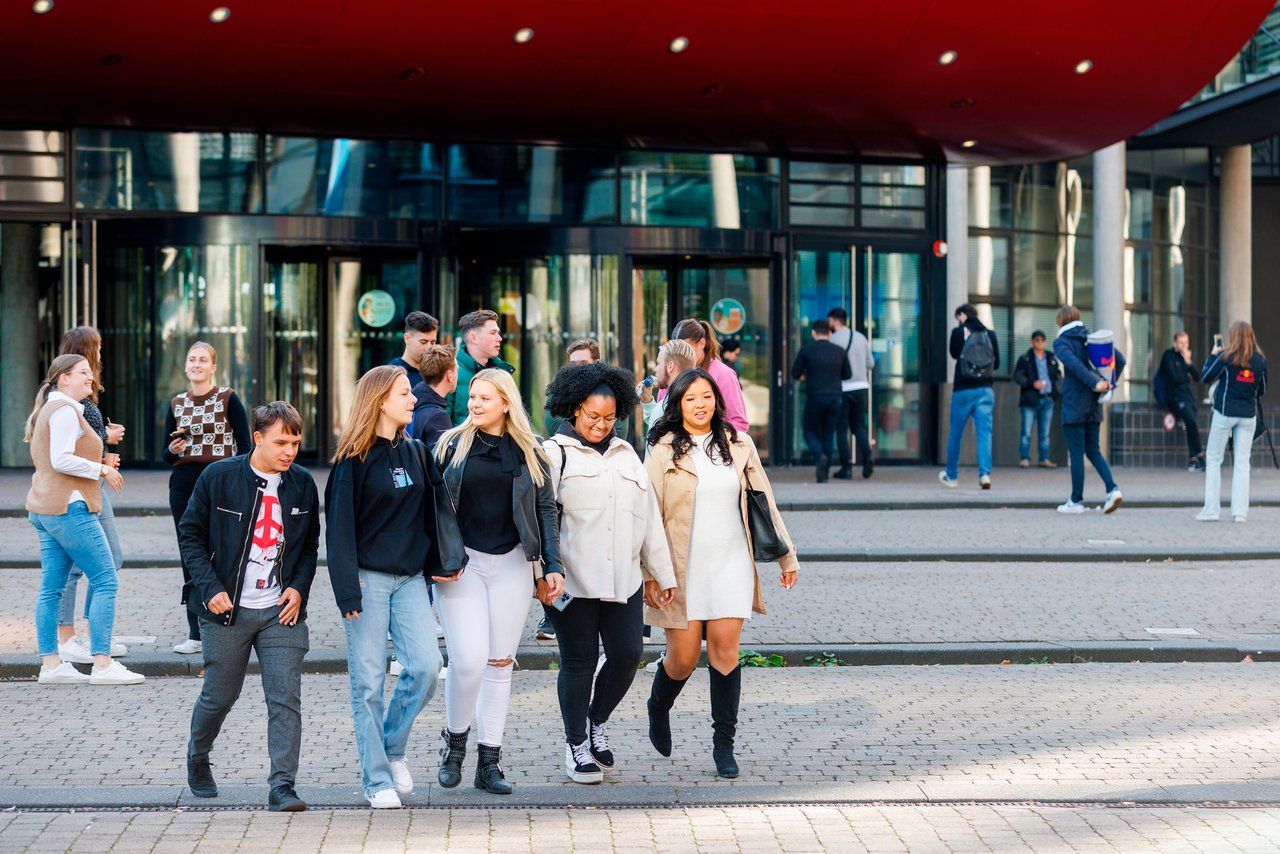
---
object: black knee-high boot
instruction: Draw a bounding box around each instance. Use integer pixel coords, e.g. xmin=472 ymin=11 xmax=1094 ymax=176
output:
xmin=708 ymin=665 xmax=741 ymax=778
xmin=647 ymin=661 xmax=689 ymax=758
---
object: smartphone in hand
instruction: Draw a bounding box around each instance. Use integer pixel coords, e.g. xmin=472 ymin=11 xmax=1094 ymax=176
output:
xmin=551 ymin=590 xmax=574 ymax=611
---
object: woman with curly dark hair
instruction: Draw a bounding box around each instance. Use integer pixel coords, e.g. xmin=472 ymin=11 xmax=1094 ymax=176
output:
xmin=643 ymin=367 xmax=798 ymax=778
xmin=542 ymin=362 xmax=678 ymax=784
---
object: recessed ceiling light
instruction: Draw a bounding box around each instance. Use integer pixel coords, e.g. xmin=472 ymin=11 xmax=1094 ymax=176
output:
xmin=209 ymin=7 xmax=230 ymax=22
xmin=514 ymin=28 xmax=534 ymax=43
xmin=961 ymin=140 xmax=977 ymax=148
xmin=669 ymin=37 xmax=689 ymax=53
xmin=1075 ymin=59 xmax=1093 ymax=74
xmin=938 ymin=50 xmax=957 ymax=65
xmin=32 ymin=0 xmax=53 ymax=13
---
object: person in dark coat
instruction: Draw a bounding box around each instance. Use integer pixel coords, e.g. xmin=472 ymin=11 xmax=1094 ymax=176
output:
xmin=1012 ymin=330 xmax=1062 ymax=468
xmin=1158 ymin=332 xmax=1204 ymax=471
xmin=410 ymin=345 xmax=459 ymax=451
xmin=1051 ymin=305 xmax=1125 ymax=515
xmin=1197 ymin=321 xmax=1267 ymax=523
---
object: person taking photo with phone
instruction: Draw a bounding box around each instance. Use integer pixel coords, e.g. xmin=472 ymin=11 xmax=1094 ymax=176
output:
xmin=541 ymin=362 xmax=678 ymax=784
xmin=643 ymin=368 xmax=799 ymax=779
xmin=1197 ymin=321 xmax=1267 ymax=523
xmin=433 ymin=368 xmax=564 ymax=795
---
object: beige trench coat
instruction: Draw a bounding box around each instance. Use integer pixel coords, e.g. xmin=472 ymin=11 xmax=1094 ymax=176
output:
xmin=641 ymin=430 xmax=799 ymax=629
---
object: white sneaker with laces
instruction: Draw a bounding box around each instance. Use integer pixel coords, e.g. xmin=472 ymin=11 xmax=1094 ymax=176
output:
xmin=389 ymin=759 xmax=413 ymax=795
xmin=565 ymin=741 xmax=603 ymax=784
xmin=938 ymin=471 xmax=958 ymax=488
xmin=1195 ymin=510 xmax=1220 ymax=521
xmin=58 ymin=635 xmax=93 ymax=664
xmin=39 ymin=662 xmax=90 ymax=684
xmin=1057 ymin=500 xmax=1087 ymax=515
xmin=1103 ymin=488 xmax=1123 ymax=514
xmin=367 ymin=789 xmax=402 ymax=809
xmin=109 ymin=638 xmax=128 ymax=657
xmin=89 ymin=659 xmax=145 ymax=685
xmin=174 ymin=639 xmax=203 ymax=654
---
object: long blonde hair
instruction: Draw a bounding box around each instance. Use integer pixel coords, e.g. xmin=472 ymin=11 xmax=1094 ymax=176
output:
xmin=435 ymin=368 xmax=547 ymax=486
xmin=332 ymin=365 xmax=408 ymax=464
xmin=24 ymin=355 xmax=88 ymax=443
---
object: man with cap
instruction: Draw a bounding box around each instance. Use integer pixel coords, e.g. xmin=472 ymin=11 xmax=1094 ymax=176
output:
xmin=1012 ymin=330 xmax=1062 ymax=468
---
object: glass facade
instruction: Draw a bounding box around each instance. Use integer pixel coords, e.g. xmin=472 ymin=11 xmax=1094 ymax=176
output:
xmin=0 ymin=131 xmax=66 ymax=204
xmin=449 ymin=146 xmax=616 ymax=223
xmin=267 ymin=138 xmax=442 ymax=218
xmin=1184 ymin=2 xmax=1280 ymax=108
xmin=622 ymin=153 xmax=778 ymax=228
xmin=790 ymin=162 xmax=927 ymax=230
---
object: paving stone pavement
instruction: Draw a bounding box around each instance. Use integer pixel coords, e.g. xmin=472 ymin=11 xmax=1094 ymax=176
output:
xmin=4 ymin=665 xmax=1280 ymax=804
xmin=4 ymin=805 xmax=1280 ymax=853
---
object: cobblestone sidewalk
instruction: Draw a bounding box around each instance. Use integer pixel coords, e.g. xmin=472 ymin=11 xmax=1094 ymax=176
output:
xmin=4 ymin=804 xmax=1280 ymax=853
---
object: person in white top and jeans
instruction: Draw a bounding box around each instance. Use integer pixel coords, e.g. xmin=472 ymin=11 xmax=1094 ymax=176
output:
xmin=543 ymin=362 xmax=678 ymax=784
xmin=24 ymin=354 xmax=142 ymax=686
xmin=827 ymin=308 xmax=875 ymax=479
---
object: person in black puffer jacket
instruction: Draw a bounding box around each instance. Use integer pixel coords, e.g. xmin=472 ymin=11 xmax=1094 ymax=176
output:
xmin=1158 ymin=332 xmax=1204 ymax=471
xmin=1197 ymin=321 xmax=1267 ymax=523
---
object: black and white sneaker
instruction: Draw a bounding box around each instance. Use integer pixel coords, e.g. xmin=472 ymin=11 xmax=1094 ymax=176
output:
xmin=588 ymin=720 xmax=615 ymax=770
xmin=536 ymin=617 xmax=556 ymax=640
xmin=565 ymin=740 xmax=603 ymax=784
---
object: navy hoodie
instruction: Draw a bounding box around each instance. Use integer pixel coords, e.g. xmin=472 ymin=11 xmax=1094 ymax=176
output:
xmin=1202 ymin=350 xmax=1267 ymax=418
xmin=1053 ymin=322 xmax=1126 ymax=425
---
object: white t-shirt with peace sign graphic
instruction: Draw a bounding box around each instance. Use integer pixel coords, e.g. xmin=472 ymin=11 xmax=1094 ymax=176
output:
xmin=239 ymin=467 xmax=284 ymax=610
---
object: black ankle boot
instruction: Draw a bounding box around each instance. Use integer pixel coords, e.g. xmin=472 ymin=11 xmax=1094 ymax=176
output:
xmin=474 ymin=744 xmax=512 ymax=794
xmin=647 ymin=660 xmax=689 ymax=758
xmin=709 ymin=666 xmax=741 ymax=778
xmin=437 ymin=728 xmax=468 ymax=789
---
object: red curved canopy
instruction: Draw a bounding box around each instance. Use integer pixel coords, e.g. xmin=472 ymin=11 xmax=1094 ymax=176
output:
xmin=0 ymin=0 xmax=1271 ymax=162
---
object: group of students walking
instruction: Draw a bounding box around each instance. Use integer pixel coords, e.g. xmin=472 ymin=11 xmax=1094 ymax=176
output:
xmin=25 ymin=308 xmax=799 ymax=812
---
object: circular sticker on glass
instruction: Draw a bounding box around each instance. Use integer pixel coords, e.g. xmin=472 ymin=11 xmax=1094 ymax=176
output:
xmin=357 ymin=290 xmax=397 ymax=328
xmin=711 ymin=298 xmax=746 ymax=335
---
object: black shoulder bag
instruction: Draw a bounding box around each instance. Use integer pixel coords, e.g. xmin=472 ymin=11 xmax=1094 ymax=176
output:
xmin=743 ymin=466 xmax=790 ymax=561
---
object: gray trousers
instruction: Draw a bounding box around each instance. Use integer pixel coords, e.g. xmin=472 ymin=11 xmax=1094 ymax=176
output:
xmin=187 ymin=605 xmax=308 ymax=790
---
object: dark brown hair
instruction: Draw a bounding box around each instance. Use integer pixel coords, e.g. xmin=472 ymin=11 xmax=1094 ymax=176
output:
xmin=405 ymin=311 xmax=438 ymax=334
xmin=672 ymin=318 xmax=720 ymax=368
xmin=458 ymin=309 xmax=499 ymax=341
xmin=253 ymin=401 xmax=303 ymax=436
xmin=566 ymin=338 xmax=601 ymax=361
xmin=57 ymin=326 xmax=104 ymax=403
xmin=1055 ymin=305 xmax=1081 ymax=327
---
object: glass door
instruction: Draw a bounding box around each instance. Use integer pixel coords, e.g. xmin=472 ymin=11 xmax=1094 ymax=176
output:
xmin=864 ymin=248 xmax=924 ymax=461
xmin=264 ymin=255 xmax=320 ymax=454
xmin=791 ymin=248 xmax=855 ymax=462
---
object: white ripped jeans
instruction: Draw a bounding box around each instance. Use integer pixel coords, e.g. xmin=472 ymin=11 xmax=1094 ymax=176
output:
xmin=435 ymin=546 xmax=535 ymax=747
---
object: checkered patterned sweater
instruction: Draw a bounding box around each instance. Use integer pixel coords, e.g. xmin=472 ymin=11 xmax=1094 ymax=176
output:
xmin=162 ymin=387 xmax=250 ymax=466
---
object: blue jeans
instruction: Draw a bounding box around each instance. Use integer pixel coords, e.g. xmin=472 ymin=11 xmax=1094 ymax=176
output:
xmin=802 ymin=394 xmax=842 ymax=461
xmin=1020 ymin=397 xmax=1055 ymax=462
xmin=58 ymin=482 xmax=123 ymax=626
xmin=1202 ymin=411 xmax=1255 ymax=518
xmin=1064 ymin=421 xmax=1116 ymax=503
xmin=343 ymin=570 xmax=442 ymax=798
xmin=30 ymin=501 xmax=119 ymax=657
xmin=945 ymin=387 xmax=995 ymax=478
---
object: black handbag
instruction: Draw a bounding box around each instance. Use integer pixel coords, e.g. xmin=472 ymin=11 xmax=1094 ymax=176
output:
xmin=743 ymin=466 xmax=790 ymax=562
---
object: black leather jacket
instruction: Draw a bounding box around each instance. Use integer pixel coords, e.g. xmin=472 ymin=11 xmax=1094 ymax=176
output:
xmin=177 ymin=454 xmax=320 ymax=627
xmin=440 ymin=434 xmax=564 ymax=579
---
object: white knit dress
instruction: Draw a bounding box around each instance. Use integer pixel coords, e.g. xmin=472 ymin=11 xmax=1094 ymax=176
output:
xmin=683 ymin=433 xmax=755 ymax=621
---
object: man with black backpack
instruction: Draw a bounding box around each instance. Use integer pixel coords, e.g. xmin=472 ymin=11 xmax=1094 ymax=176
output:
xmin=941 ymin=304 xmax=999 ymax=489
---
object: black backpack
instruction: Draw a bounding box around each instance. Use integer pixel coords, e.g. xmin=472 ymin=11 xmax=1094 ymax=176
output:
xmin=958 ymin=327 xmax=995 ymax=380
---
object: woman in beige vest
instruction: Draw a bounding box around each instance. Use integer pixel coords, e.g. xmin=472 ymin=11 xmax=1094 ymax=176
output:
xmin=25 ymin=355 xmax=143 ymax=686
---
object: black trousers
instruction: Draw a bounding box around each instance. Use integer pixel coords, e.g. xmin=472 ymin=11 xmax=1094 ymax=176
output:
xmin=1169 ymin=396 xmax=1203 ymax=458
xmin=548 ymin=587 xmax=644 ymax=746
xmin=169 ymin=463 xmax=207 ymax=640
xmin=836 ymin=389 xmax=872 ymax=467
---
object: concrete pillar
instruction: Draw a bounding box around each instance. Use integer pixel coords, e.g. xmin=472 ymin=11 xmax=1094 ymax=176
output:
xmin=1220 ymin=144 xmax=1252 ymax=326
xmin=1093 ymin=141 xmax=1126 ymax=402
xmin=710 ymin=154 xmax=741 ymax=229
xmin=1 ymin=223 xmax=41 ymax=467
xmin=945 ymin=164 xmax=969 ymax=378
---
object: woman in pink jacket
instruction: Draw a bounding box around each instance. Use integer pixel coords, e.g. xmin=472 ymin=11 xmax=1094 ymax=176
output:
xmin=669 ymin=319 xmax=749 ymax=432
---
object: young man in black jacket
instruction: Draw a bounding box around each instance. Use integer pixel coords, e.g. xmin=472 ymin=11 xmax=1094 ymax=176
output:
xmin=1158 ymin=331 xmax=1204 ymax=471
xmin=178 ymin=401 xmax=321 ymax=812
xmin=942 ymin=304 xmax=1000 ymax=489
xmin=791 ymin=318 xmax=853 ymax=482
xmin=411 ymin=345 xmax=459 ymax=451
xmin=1012 ymin=330 xmax=1061 ymax=468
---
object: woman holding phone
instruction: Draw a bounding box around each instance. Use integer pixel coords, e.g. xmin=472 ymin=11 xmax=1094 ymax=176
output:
xmin=163 ymin=342 xmax=250 ymax=654
xmin=1198 ymin=321 xmax=1267 ymax=523
xmin=541 ymin=362 xmax=678 ymax=784
xmin=326 ymin=365 xmax=467 ymax=809
xmin=643 ymin=368 xmax=798 ymax=778
xmin=433 ymin=368 xmax=564 ymax=795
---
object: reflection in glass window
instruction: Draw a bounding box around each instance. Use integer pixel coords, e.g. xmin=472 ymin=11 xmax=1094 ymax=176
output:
xmin=0 ymin=131 xmax=66 ymax=204
xmin=267 ymin=137 xmax=442 ymax=218
xmin=968 ymin=235 xmax=1009 ymax=298
xmin=623 ymin=153 xmax=778 ymax=228
xmin=76 ymin=130 xmax=261 ymax=212
xmin=448 ymin=146 xmax=616 ymax=223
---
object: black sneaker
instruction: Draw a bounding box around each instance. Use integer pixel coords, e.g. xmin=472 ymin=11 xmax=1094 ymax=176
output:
xmin=815 ymin=455 xmax=830 ymax=483
xmin=565 ymin=741 xmax=603 ymax=784
xmin=536 ymin=617 xmax=556 ymax=640
xmin=832 ymin=467 xmax=853 ymax=480
xmin=862 ymin=459 xmax=875 ymax=479
xmin=588 ymin=720 xmax=615 ymax=770
xmin=187 ymin=757 xmax=217 ymax=798
xmin=269 ymin=784 xmax=307 ymax=812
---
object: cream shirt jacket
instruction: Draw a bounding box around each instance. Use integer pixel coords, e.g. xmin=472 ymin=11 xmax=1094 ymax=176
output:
xmin=543 ymin=432 xmax=678 ymax=602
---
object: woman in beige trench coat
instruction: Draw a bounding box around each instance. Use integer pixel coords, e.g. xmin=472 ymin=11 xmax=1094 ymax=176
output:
xmin=641 ymin=367 xmax=798 ymax=778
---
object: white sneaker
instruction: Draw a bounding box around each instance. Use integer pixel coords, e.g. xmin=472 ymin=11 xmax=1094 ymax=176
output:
xmin=109 ymin=638 xmax=128 ymax=657
xmin=174 ymin=639 xmax=203 ymax=654
xmin=595 ymin=653 xmax=607 ymax=676
xmin=58 ymin=635 xmax=93 ymax=664
xmin=938 ymin=471 xmax=958 ymax=488
xmin=388 ymin=759 xmax=413 ymax=795
xmin=389 ymin=657 xmax=404 ymax=677
xmin=1195 ymin=510 xmax=1220 ymax=521
xmin=565 ymin=741 xmax=603 ymax=784
xmin=439 ymin=664 xmax=448 ymax=680
xmin=1103 ymin=488 xmax=1123 ymax=514
xmin=1057 ymin=500 xmax=1087 ymax=515
xmin=38 ymin=662 xmax=90 ymax=684
xmin=368 ymin=789 xmax=402 ymax=809
xmin=89 ymin=659 xmax=145 ymax=685
xmin=435 ymin=618 xmax=445 ymax=639
xmin=1234 ymin=515 xmax=1247 ymax=523
xmin=645 ymin=654 xmax=665 ymax=673
xmin=979 ymin=474 xmax=991 ymax=489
